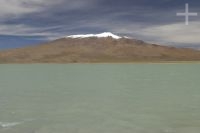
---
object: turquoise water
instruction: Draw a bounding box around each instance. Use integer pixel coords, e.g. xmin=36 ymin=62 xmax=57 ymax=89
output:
xmin=0 ymin=64 xmax=200 ymax=133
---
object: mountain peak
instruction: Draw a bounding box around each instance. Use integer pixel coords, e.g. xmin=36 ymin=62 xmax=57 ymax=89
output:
xmin=66 ymin=32 xmax=122 ymax=39
xmin=1 ymin=35 xmax=200 ymax=63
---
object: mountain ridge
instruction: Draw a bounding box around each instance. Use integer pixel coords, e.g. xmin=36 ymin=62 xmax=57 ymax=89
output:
xmin=1 ymin=33 xmax=200 ymax=63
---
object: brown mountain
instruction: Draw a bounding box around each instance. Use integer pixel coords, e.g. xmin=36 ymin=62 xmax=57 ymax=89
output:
xmin=1 ymin=37 xmax=200 ymax=63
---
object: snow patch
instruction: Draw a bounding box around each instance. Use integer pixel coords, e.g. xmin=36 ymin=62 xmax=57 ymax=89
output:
xmin=66 ymin=32 xmax=122 ymax=39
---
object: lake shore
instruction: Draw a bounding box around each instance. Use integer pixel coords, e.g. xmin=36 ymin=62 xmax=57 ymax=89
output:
xmin=1 ymin=61 xmax=200 ymax=64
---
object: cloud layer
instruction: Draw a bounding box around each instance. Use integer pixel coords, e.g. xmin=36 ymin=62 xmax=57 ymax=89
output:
xmin=0 ymin=0 xmax=200 ymax=48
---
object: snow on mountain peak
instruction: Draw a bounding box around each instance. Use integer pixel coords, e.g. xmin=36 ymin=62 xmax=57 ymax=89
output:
xmin=66 ymin=32 xmax=122 ymax=39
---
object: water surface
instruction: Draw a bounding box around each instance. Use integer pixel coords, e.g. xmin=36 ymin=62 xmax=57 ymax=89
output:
xmin=0 ymin=64 xmax=200 ymax=133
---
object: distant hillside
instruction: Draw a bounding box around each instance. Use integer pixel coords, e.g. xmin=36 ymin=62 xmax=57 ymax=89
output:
xmin=1 ymin=34 xmax=200 ymax=63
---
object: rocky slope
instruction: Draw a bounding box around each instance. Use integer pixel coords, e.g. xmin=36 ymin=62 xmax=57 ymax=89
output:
xmin=1 ymin=33 xmax=200 ymax=63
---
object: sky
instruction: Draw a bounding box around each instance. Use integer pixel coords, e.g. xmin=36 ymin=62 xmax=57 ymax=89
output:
xmin=0 ymin=0 xmax=200 ymax=49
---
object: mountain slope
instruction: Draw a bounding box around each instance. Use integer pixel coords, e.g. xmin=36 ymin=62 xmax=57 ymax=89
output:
xmin=1 ymin=34 xmax=200 ymax=63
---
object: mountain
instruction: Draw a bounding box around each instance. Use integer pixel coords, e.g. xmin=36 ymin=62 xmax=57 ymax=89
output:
xmin=1 ymin=32 xmax=200 ymax=63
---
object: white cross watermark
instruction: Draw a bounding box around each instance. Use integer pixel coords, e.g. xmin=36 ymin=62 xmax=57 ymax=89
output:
xmin=176 ymin=3 xmax=198 ymax=25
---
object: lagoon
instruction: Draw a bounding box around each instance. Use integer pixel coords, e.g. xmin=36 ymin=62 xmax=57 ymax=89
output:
xmin=0 ymin=64 xmax=200 ymax=133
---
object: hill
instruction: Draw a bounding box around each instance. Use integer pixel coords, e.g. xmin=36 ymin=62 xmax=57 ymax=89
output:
xmin=1 ymin=33 xmax=200 ymax=63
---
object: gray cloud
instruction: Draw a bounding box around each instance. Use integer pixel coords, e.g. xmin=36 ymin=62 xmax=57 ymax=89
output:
xmin=0 ymin=0 xmax=200 ymax=48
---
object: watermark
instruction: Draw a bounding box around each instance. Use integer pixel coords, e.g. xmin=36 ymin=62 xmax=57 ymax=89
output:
xmin=176 ymin=3 xmax=198 ymax=25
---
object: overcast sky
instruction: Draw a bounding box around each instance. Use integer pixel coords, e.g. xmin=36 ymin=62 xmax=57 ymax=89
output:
xmin=0 ymin=0 xmax=200 ymax=49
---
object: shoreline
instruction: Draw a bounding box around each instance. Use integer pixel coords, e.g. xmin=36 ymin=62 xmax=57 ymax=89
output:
xmin=1 ymin=61 xmax=200 ymax=64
